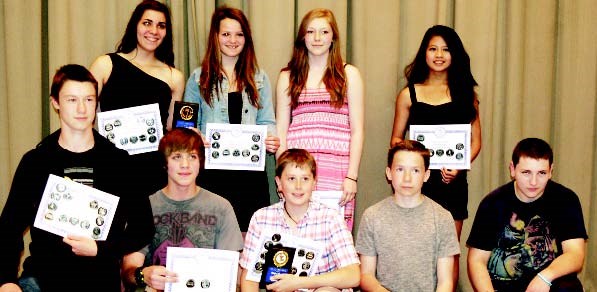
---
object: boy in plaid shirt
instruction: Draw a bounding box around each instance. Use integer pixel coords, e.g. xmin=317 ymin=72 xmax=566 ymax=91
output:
xmin=239 ymin=149 xmax=360 ymax=292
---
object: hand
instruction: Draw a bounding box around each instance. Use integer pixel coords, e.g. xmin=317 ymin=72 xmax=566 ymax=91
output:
xmin=266 ymin=273 xmax=302 ymax=292
xmin=0 ymin=283 xmax=22 ymax=292
xmin=265 ymin=136 xmax=280 ymax=153
xmin=63 ymin=235 xmax=97 ymax=256
xmin=142 ymin=265 xmax=178 ymax=290
xmin=525 ymin=275 xmax=551 ymax=292
xmin=440 ymin=168 xmax=459 ymax=184
xmin=340 ymin=177 xmax=357 ymax=206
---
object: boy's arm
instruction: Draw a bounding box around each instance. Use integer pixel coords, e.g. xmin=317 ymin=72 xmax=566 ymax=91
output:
xmin=122 ymin=252 xmax=146 ymax=287
xmin=240 ymin=267 xmax=260 ymax=292
xmin=359 ymin=255 xmax=389 ymax=292
xmin=267 ymin=263 xmax=360 ymax=291
xmin=435 ymin=256 xmax=454 ymax=292
xmin=467 ymin=248 xmax=494 ymax=292
xmin=526 ymin=238 xmax=586 ymax=291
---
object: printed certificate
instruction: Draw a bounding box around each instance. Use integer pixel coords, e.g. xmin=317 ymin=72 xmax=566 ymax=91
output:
xmin=97 ymin=103 xmax=164 ymax=155
xmin=165 ymin=247 xmax=239 ymax=292
xmin=246 ymin=231 xmax=324 ymax=283
xmin=205 ymin=123 xmax=267 ymax=171
xmin=33 ymin=174 xmax=119 ymax=241
xmin=409 ymin=124 xmax=471 ymax=170
xmin=311 ymin=191 xmax=345 ymax=219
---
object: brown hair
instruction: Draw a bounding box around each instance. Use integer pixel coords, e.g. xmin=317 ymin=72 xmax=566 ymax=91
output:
xmin=158 ymin=128 xmax=205 ymax=168
xmin=199 ymin=6 xmax=260 ymax=108
xmin=276 ymin=149 xmax=317 ymax=178
xmin=50 ymin=64 xmax=98 ymax=105
xmin=387 ymin=140 xmax=431 ymax=170
xmin=283 ymin=8 xmax=347 ymax=109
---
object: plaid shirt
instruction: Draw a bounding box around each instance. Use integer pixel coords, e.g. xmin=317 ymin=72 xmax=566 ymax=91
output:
xmin=240 ymin=201 xmax=359 ymax=291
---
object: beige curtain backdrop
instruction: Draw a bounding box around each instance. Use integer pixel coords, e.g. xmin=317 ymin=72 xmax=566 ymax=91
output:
xmin=0 ymin=0 xmax=595 ymax=291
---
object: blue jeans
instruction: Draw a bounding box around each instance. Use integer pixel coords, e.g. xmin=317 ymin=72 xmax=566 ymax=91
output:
xmin=17 ymin=276 xmax=41 ymax=292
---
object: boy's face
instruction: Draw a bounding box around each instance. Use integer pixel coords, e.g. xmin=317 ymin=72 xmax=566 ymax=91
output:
xmin=509 ymin=156 xmax=552 ymax=202
xmin=275 ymin=163 xmax=315 ymax=208
xmin=386 ymin=151 xmax=430 ymax=197
xmin=166 ymin=150 xmax=200 ymax=188
xmin=51 ymin=80 xmax=97 ymax=133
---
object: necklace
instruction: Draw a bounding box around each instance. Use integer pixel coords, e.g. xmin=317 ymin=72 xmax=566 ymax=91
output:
xmin=283 ymin=203 xmax=299 ymax=224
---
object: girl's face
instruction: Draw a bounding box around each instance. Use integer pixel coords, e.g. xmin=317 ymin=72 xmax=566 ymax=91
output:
xmin=425 ymin=36 xmax=452 ymax=73
xmin=136 ymin=9 xmax=167 ymax=52
xmin=304 ymin=17 xmax=333 ymax=58
xmin=218 ymin=18 xmax=245 ymax=59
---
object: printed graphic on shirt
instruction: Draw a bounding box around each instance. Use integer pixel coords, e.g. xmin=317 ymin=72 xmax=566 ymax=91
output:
xmin=488 ymin=212 xmax=557 ymax=282
xmin=150 ymin=211 xmax=218 ymax=265
xmin=64 ymin=167 xmax=94 ymax=187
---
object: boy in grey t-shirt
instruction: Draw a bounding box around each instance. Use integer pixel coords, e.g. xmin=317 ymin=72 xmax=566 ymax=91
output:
xmin=122 ymin=128 xmax=243 ymax=291
xmin=356 ymin=140 xmax=460 ymax=291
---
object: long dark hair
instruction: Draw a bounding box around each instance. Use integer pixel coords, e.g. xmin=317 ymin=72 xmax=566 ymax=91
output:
xmin=199 ymin=6 xmax=260 ymax=107
xmin=116 ymin=0 xmax=175 ymax=67
xmin=404 ymin=25 xmax=478 ymax=121
xmin=283 ymin=8 xmax=346 ymax=109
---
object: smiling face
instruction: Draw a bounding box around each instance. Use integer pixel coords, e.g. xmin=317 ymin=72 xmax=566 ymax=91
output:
xmin=425 ymin=35 xmax=452 ymax=73
xmin=386 ymin=151 xmax=430 ymax=198
xmin=304 ymin=17 xmax=333 ymax=58
xmin=218 ymin=18 xmax=245 ymax=60
xmin=166 ymin=150 xmax=201 ymax=188
xmin=136 ymin=9 xmax=167 ymax=53
xmin=275 ymin=163 xmax=316 ymax=208
xmin=510 ymin=156 xmax=553 ymax=202
xmin=51 ymin=80 xmax=97 ymax=133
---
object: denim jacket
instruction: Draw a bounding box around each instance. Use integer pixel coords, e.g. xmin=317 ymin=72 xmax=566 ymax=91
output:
xmin=183 ymin=67 xmax=276 ymax=135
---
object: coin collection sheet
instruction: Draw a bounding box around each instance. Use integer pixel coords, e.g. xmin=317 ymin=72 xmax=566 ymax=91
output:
xmin=409 ymin=124 xmax=471 ymax=170
xmin=205 ymin=123 xmax=267 ymax=171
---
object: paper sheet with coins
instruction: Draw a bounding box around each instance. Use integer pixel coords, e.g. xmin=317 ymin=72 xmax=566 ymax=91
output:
xmin=33 ymin=174 xmax=119 ymax=241
xmin=165 ymin=247 xmax=239 ymax=292
xmin=97 ymin=103 xmax=164 ymax=155
xmin=409 ymin=124 xmax=471 ymax=170
xmin=205 ymin=123 xmax=267 ymax=171
xmin=246 ymin=232 xmax=324 ymax=284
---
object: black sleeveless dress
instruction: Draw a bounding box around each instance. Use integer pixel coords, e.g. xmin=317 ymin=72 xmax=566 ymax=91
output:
xmin=407 ymin=84 xmax=471 ymax=220
xmin=99 ymin=53 xmax=171 ymax=196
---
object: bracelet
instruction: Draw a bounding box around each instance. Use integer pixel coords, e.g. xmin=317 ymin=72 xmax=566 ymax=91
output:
xmin=135 ymin=266 xmax=147 ymax=287
xmin=537 ymin=272 xmax=552 ymax=287
xmin=345 ymin=176 xmax=358 ymax=182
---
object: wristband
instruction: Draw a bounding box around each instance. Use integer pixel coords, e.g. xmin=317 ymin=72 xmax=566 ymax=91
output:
xmin=345 ymin=176 xmax=358 ymax=182
xmin=537 ymin=272 xmax=552 ymax=287
xmin=135 ymin=266 xmax=147 ymax=287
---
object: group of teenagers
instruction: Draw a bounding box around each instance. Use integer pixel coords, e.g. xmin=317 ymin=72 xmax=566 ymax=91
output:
xmin=0 ymin=0 xmax=588 ymax=291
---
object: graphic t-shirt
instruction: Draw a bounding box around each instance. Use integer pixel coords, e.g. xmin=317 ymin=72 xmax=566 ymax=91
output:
xmin=141 ymin=189 xmax=243 ymax=266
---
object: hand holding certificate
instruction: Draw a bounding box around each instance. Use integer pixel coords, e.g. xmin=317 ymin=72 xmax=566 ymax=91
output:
xmin=97 ymin=103 xmax=164 ymax=155
xmin=33 ymin=174 xmax=119 ymax=240
xmin=165 ymin=247 xmax=239 ymax=292
xmin=205 ymin=123 xmax=267 ymax=171
xmin=409 ymin=124 xmax=471 ymax=170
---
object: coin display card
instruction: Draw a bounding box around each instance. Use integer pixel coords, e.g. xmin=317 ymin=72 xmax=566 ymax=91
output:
xmin=172 ymin=101 xmax=199 ymax=129
xmin=246 ymin=231 xmax=324 ymax=283
xmin=97 ymin=103 xmax=164 ymax=155
xmin=33 ymin=174 xmax=119 ymax=241
xmin=165 ymin=247 xmax=239 ymax=292
xmin=409 ymin=124 xmax=471 ymax=170
xmin=205 ymin=123 xmax=267 ymax=171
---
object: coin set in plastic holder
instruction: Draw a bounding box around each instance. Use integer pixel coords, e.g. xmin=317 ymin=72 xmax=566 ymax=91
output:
xmin=43 ymin=183 xmax=110 ymax=239
xmin=103 ymin=118 xmax=159 ymax=146
xmin=253 ymin=233 xmax=317 ymax=278
xmin=210 ymin=131 xmax=261 ymax=163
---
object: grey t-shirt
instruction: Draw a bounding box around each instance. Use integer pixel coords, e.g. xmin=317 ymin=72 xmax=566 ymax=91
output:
xmin=141 ymin=188 xmax=244 ymax=266
xmin=356 ymin=196 xmax=460 ymax=291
